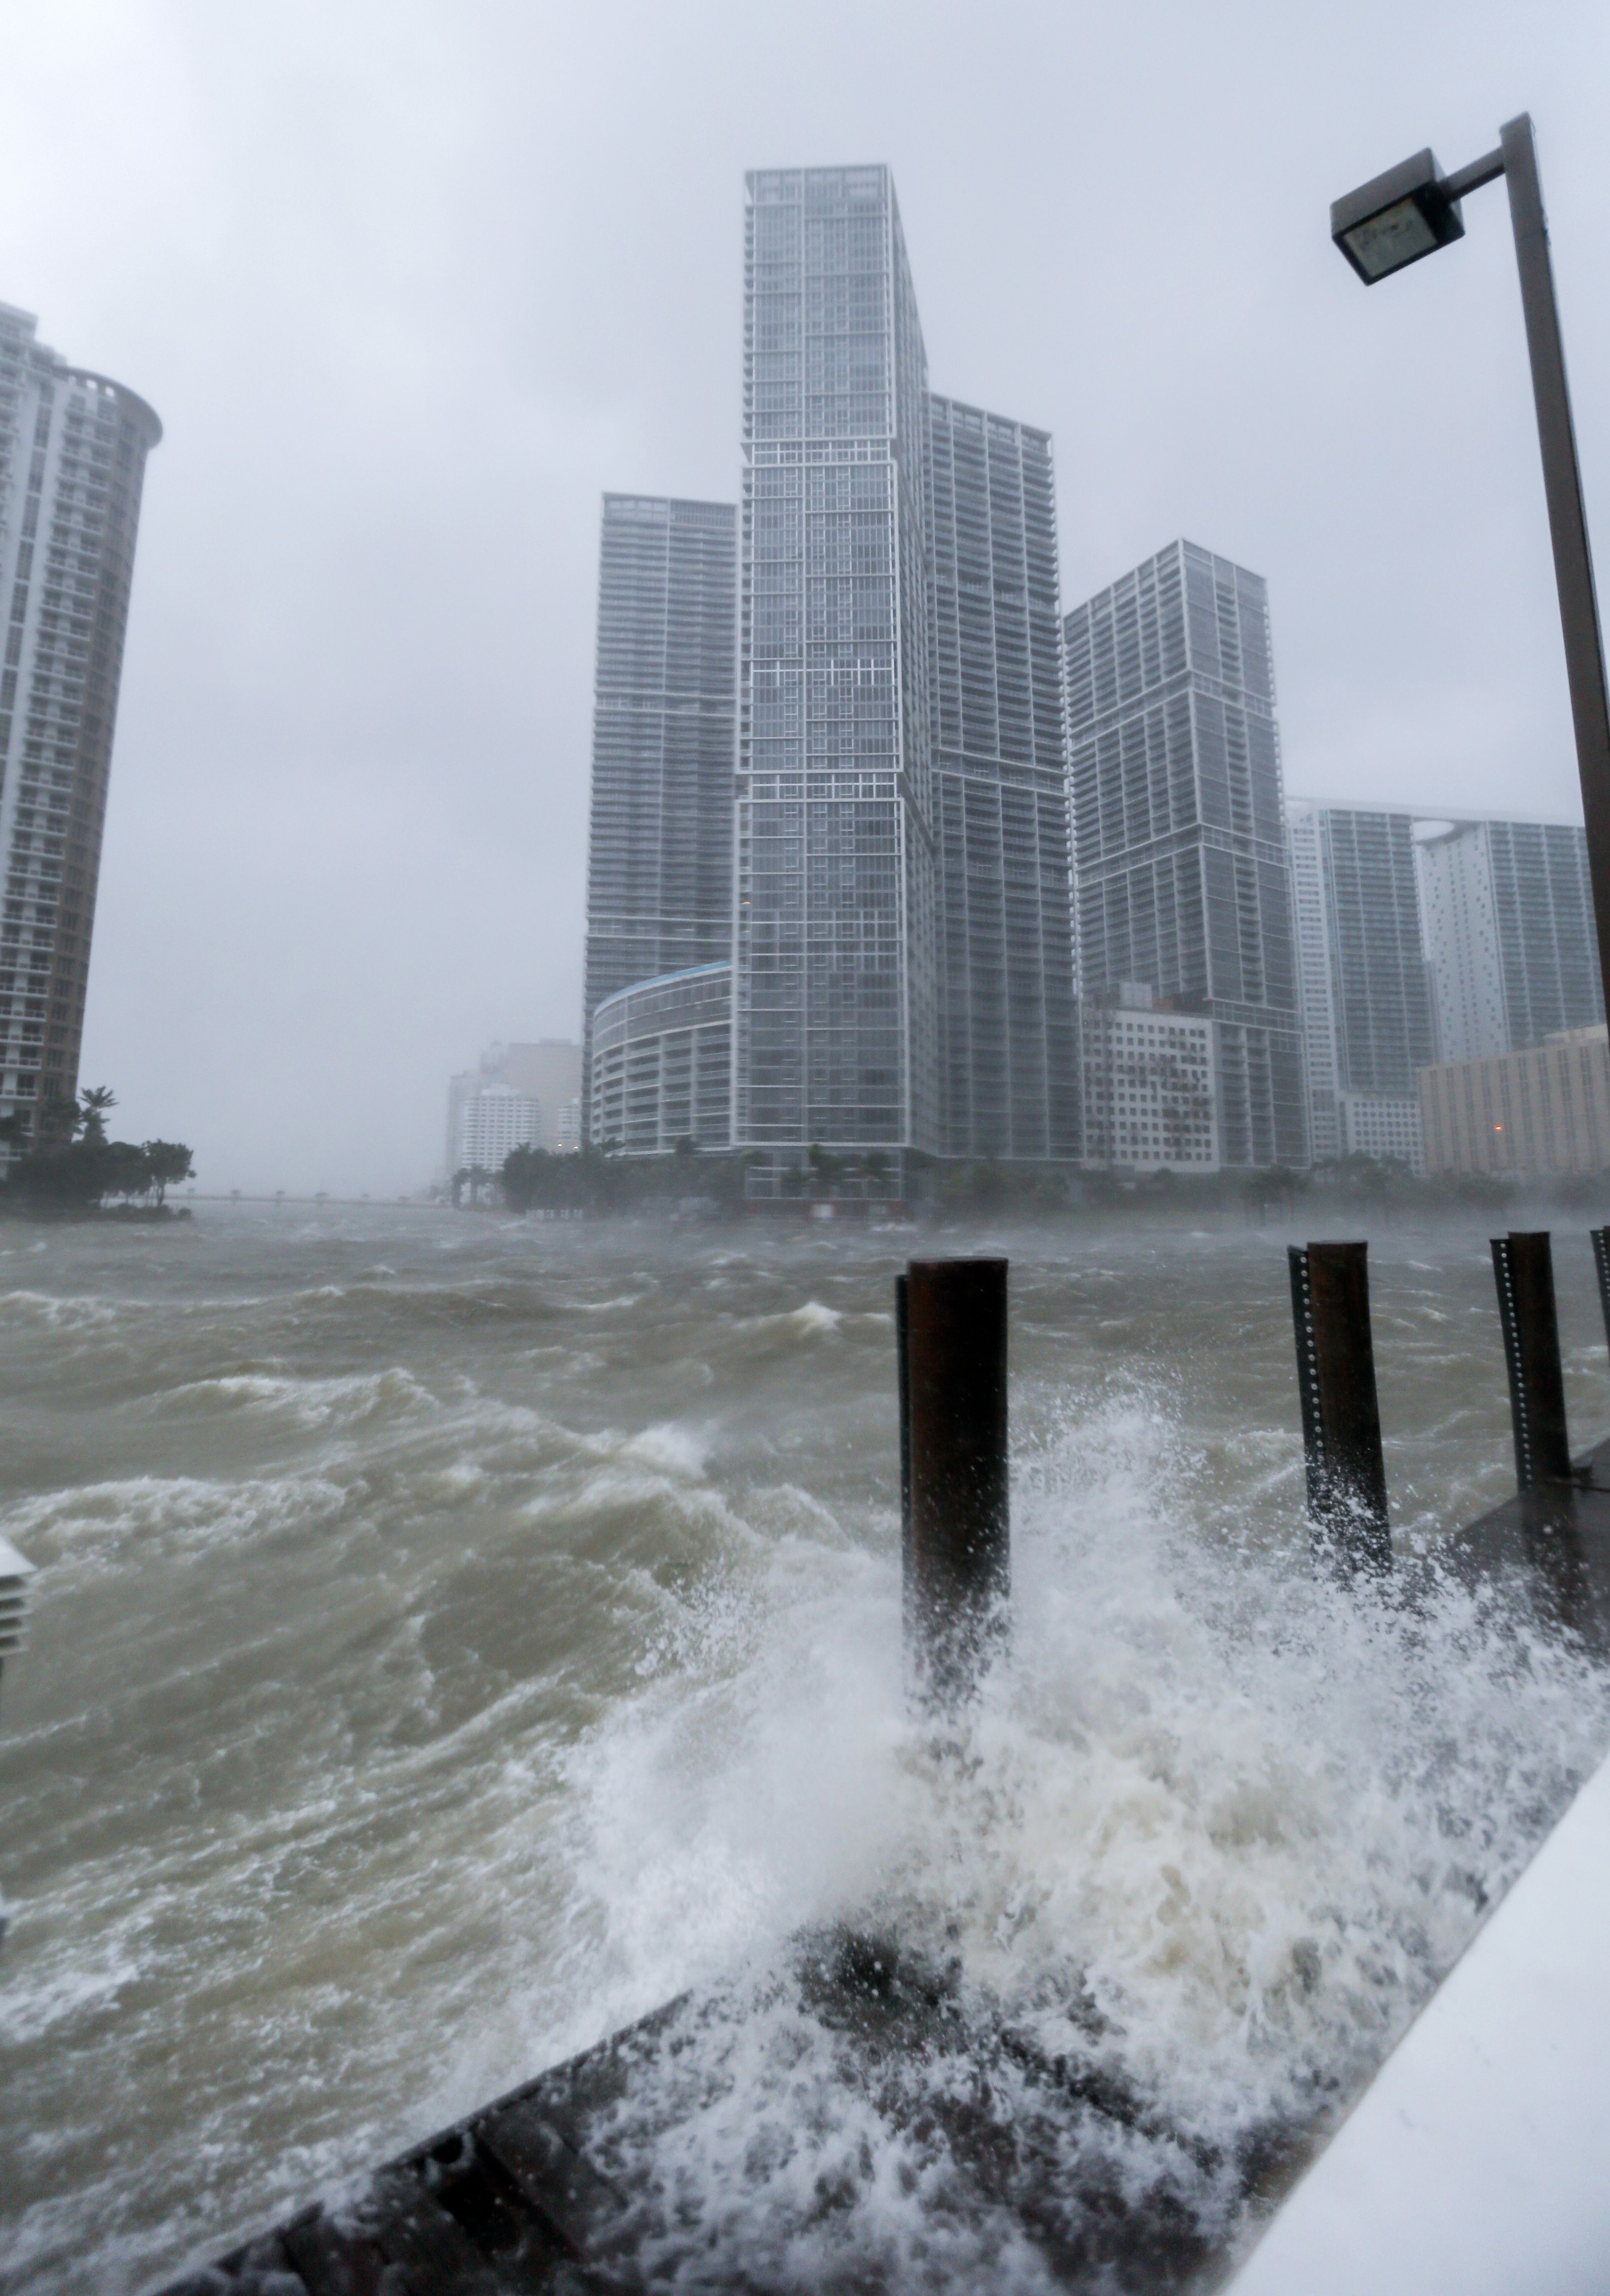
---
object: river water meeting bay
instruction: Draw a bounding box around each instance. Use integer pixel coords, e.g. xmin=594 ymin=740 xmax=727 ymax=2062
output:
xmin=2 ymin=1204 xmax=1608 ymax=2292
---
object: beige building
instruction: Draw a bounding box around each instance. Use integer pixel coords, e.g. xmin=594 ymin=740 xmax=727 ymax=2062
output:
xmin=1081 ymin=985 xmax=1219 ymax=1174
xmin=1418 ymin=1025 xmax=1610 ymax=1178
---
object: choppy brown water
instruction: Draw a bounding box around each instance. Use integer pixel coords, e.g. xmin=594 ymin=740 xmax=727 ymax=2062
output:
xmin=2 ymin=1204 xmax=1609 ymax=2292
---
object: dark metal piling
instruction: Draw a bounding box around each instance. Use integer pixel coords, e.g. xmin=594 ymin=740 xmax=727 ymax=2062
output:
xmin=1492 ymin=1231 xmax=1573 ymax=1489
xmin=1590 ymin=1225 xmax=1610 ymax=1357
xmin=898 ymin=1257 xmax=1009 ymax=1706
xmin=1288 ymin=1241 xmax=1391 ymax=1574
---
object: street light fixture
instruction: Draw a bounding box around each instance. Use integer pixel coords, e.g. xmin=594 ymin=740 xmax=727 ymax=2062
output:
xmin=1332 ymin=116 xmax=1610 ymax=1007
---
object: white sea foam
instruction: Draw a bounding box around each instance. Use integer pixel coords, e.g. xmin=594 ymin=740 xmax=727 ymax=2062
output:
xmin=542 ymin=1386 xmax=1610 ymax=2288
xmin=3 ymin=1213 xmax=1607 ymax=2295
xmin=151 ymin=1364 xmax=436 ymax=1431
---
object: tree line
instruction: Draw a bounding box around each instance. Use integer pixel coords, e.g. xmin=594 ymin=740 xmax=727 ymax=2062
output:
xmin=0 ymin=1086 xmax=194 ymax=1212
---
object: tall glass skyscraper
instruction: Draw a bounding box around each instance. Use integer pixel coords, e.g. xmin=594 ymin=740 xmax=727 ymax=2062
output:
xmin=1417 ymin=815 xmax=1604 ymax=1063
xmin=735 ymin=166 xmax=938 ymax=1185
xmin=1287 ymin=800 xmax=1433 ymax=1167
xmin=581 ymin=493 xmax=736 ymax=1126
xmin=926 ymin=396 xmax=1077 ymax=1160
xmin=1065 ymin=540 xmax=1306 ymax=1168
xmin=0 ymin=302 xmax=161 ymax=1148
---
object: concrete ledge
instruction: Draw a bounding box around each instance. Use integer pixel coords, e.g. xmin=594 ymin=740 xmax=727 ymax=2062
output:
xmin=1227 ymin=1746 xmax=1610 ymax=2296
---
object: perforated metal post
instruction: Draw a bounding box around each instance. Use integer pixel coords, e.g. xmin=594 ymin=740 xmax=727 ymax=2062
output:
xmin=1492 ymin=1231 xmax=1573 ymax=1490
xmin=1591 ymin=1227 xmax=1610 ymax=1356
xmin=895 ymin=1270 xmax=912 ymax=1645
xmin=1288 ymin=1241 xmax=1391 ymax=1574
xmin=899 ymin=1258 xmax=1009 ymax=1708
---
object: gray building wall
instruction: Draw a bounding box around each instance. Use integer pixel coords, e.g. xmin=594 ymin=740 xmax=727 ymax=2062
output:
xmin=581 ymin=493 xmax=736 ymax=1120
xmin=926 ymin=395 xmax=1079 ymax=1161
xmin=1417 ymin=816 xmax=1604 ymax=1063
xmin=1312 ymin=807 xmax=1432 ymax=1096
xmin=0 ymin=301 xmax=161 ymax=1146
xmin=735 ymin=166 xmax=938 ymax=1174
xmin=1065 ymin=540 xmax=1306 ymax=1168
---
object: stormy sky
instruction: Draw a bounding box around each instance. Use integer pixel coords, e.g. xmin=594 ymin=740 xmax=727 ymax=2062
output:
xmin=0 ymin=0 xmax=1606 ymax=1196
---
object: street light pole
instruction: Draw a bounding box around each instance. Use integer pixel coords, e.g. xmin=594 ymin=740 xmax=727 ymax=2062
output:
xmin=1333 ymin=114 xmax=1610 ymax=1008
xmin=1498 ymin=115 xmax=1610 ymax=1013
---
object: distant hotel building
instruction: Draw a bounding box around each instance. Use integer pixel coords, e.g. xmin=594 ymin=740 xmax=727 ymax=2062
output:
xmin=581 ymin=494 xmax=736 ymax=1127
xmin=1081 ymin=984 xmax=1218 ymax=1172
xmin=1420 ymin=1026 xmax=1610 ymax=1179
xmin=735 ymin=167 xmax=938 ymax=1195
xmin=1287 ymin=800 xmax=1432 ymax=1171
xmin=1066 ymin=541 xmax=1306 ymax=1169
xmin=926 ymin=396 xmax=1079 ymax=1161
xmin=449 ymin=1080 xmax=540 ymax=1176
xmin=446 ymin=1040 xmax=581 ymax=1178
xmin=1417 ymin=817 xmax=1603 ymax=1063
xmin=0 ymin=303 xmax=160 ymax=1147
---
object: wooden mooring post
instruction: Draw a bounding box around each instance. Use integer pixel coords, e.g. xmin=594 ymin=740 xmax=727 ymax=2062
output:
xmin=896 ymin=1257 xmax=1009 ymax=1706
xmin=1492 ymin=1231 xmax=1573 ymax=1490
xmin=1288 ymin=1241 xmax=1391 ymax=1574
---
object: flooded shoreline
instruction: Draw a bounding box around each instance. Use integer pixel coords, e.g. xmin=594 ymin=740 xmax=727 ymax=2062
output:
xmin=3 ymin=1205 xmax=1609 ymax=2291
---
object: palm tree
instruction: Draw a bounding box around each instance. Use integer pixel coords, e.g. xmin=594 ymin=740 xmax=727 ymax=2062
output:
xmin=78 ymin=1086 xmax=117 ymax=1147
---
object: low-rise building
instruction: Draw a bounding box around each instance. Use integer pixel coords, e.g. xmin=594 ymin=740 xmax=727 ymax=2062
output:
xmin=1082 ymin=985 xmax=1219 ymax=1173
xmin=1418 ymin=1024 xmax=1610 ymax=1178
xmin=1337 ymin=1093 xmax=1424 ymax=1175
xmin=588 ymin=962 xmax=731 ymax=1156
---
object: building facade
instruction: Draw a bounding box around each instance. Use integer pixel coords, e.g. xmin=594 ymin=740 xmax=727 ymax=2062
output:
xmin=926 ymin=395 xmax=1078 ymax=1161
xmin=582 ymin=494 xmax=736 ymax=1113
xmin=1419 ymin=1026 xmax=1610 ymax=1178
xmin=1287 ymin=799 xmax=1431 ymax=1171
xmin=0 ymin=303 xmax=161 ymax=1147
xmin=1065 ymin=540 xmax=1306 ymax=1168
xmin=588 ymin=961 xmax=732 ymax=1156
xmin=1417 ymin=816 xmax=1604 ymax=1064
xmin=498 ymin=1040 xmax=581 ymax=1148
xmin=734 ymin=166 xmax=938 ymax=1189
xmin=1081 ymin=984 xmax=1218 ymax=1172
xmin=446 ymin=1041 xmax=581 ymax=1178
xmin=450 ymin=1074 xmax=544 ymax=1176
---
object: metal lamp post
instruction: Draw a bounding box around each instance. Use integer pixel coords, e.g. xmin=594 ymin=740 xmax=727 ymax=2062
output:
xmin=1332 ymin=116 xmax=1610 ymax=1007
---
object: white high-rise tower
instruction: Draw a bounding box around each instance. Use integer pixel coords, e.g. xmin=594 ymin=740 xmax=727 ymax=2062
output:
xmin=0 ymin=303 xmax=161 ymax=1148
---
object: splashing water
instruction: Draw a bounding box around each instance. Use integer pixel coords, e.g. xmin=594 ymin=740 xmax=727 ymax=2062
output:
xmin=0 ymin=1208 xmax=1607 ymax=2292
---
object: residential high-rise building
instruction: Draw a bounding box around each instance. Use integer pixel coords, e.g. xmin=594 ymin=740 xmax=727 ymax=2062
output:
xmin=926 ymin=396 xmax=1078 ymax=1161
xmin=1287 ymin=800 xmax=1432 ymax=1170
xmin=0 ymin=303 xmax=161 ymax=1147
xmin=1065 ymin=541 xmax=1306 ymax=1168
xmin=499 ymin=1040 xmax=582 ymax=1148
xmin=445 ymin=1041 xmax=582 ymax=1176
xmin=1417 ymin=816 xmax=1604 ymax=1064
xmin=581 ymin=494 xmax=736 ymax=1122
xmin=449 ymin=1079 xmax=541 ymax=1177
xmin=735 ymin=166 xmax=938 ymax=1195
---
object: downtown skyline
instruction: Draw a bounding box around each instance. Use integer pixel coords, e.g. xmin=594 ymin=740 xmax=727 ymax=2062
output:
xmin=578 ymin=164 xmax=1607 ymax=1184
xmin=3 ymin=5 xmax=1604 ymax=1195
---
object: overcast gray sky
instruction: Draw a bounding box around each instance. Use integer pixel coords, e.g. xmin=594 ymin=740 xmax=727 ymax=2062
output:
xmin=0 ymin=0 xmax=1606 ymax=1195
